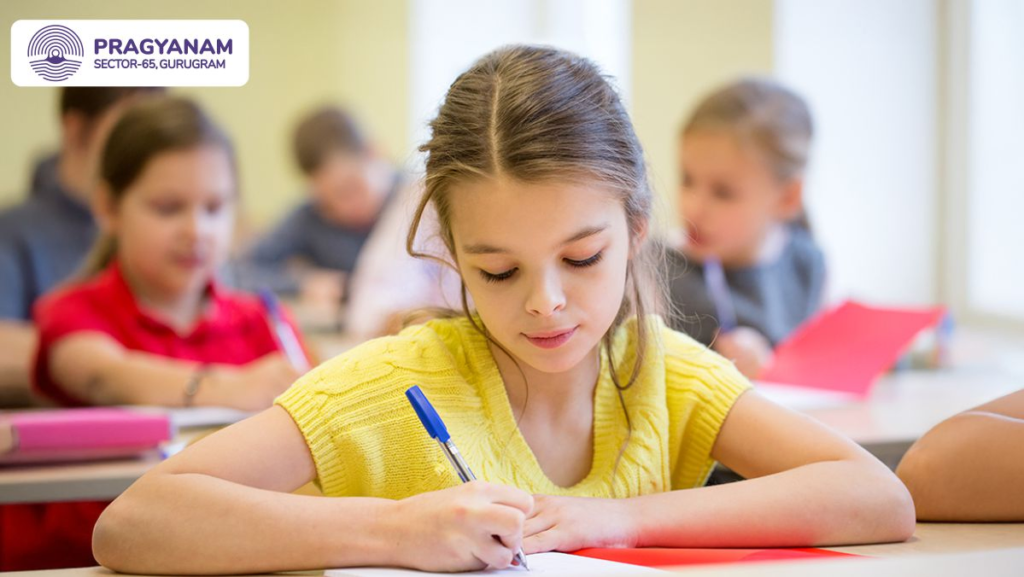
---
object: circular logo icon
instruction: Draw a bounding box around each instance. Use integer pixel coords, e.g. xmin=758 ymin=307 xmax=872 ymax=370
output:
xmin=27 ymin=25 xmax=84 ymax=82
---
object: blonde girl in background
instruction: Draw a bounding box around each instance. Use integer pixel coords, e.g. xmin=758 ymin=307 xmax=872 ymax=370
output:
xmin=667 ymin=78 xmax=826 ymax=378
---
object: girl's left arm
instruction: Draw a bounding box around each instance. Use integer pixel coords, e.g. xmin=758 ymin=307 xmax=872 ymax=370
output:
xmin=524 ymin=391 xmax=915 ymax=552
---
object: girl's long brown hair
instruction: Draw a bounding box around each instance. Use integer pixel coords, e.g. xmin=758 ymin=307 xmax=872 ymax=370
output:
xmin=406 ymin=45 xmax=667 ymax=487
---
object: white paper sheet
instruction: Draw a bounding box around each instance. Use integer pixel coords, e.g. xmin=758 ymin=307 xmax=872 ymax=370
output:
xmin=325 ymin=552 xmax=666 ymax=576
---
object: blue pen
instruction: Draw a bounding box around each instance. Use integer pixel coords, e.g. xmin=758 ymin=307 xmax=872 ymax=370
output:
xmin=703 ymin=257 xmax=738 ymax=334
xmin=258 ymin=288 xmax=311 ymax=372
xmin=405 ymin=385 xmax=529 ymax=570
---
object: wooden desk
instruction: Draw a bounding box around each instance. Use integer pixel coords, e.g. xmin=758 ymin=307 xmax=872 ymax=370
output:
xmin=828 ymin=522 xmax=1024 ymax=556
xmin=7 ymin=524 xmax=1024 ymax=576
xmin=777 ymin=365 xmax=1024 ymax=467
xmin=0 ymin=454 xmax=161 ymax=505
xmin=674 ymin=546 xmax=1024 ymax=576
xmin=0 ymin=427 xmax=211 ymax=505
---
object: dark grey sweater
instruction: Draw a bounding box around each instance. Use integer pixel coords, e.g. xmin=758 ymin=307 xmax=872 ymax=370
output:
xmin=0 ymin=159 xmax=96 ymax=320
xmin=665 ymin=226 xmax=826 ymax=347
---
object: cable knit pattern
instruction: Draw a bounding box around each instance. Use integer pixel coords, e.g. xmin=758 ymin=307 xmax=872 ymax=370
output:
xmin=276 ymin=315 xmax=750 ymax=499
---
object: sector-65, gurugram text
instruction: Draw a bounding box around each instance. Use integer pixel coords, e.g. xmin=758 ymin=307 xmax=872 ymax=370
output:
xmin=92 ymin=37 xmax=232 ymax=70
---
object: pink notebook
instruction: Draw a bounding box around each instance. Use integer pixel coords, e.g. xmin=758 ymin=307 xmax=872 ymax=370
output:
xmin=759 ymin=300 xmax=947 ymax=397
xmin=0 ymin=407 xmax=173 ymax=464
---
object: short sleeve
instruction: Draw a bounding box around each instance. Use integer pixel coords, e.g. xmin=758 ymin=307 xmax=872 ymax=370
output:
xmin=33 ymin=289 xmax=118 ymax=345
xmin=274 ymin=324 xmax=444 ymax=496
xmin=32 ymin=289 xmax=120 ymax=405
xmin=662 ymin=325 xmax=752 ymax=489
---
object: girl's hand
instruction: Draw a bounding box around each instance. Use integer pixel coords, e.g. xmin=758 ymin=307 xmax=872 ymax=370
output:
xmin=522 ymin=495 xmax=637 ymax=554
xmin=390 ymin=481 xmax=533 ymax=572
xmin=713 ymin=326 xmax=774 ymax=379
xmin=207 ymin=353 xmax=301 ymax=411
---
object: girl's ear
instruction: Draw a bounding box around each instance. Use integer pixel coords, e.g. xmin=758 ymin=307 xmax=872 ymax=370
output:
xmin=776 ymin=177 xmax=805 ymax=221
xmin=92 ymin=182 xmax=118 ymax=235
xmin=629 ymin=219 xmax=649 ymax=259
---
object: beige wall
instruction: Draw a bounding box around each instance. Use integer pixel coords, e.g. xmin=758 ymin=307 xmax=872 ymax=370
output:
xmin=0 ymin=0 xmax=408 ymax=229
xmin=1 ymin=0 xmax=771 ymax=230
xmin=631 ymin=0 xmax=775 ymax=225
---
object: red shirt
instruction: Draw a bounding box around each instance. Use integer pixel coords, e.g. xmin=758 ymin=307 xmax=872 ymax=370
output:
xmin=32 ymin=261 xmax=303 ymax=406
xmin=3 ymin=262 xmax=306 ymax=571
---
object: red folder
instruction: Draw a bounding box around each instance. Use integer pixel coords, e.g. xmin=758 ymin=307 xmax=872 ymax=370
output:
xmin=758 ymin=300 xmax=947 ymax=397
xmin=0 ymin=407 xmax=173 ymax=464
xmin=573 ymin=546 xmax=858 ymax=567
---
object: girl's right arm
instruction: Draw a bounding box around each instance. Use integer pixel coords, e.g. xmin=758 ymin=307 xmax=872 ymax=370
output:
xmin=48 ymin=333 xmax=299 ymax=410
xmin=94 ymin=405 xmax=533 ymax=575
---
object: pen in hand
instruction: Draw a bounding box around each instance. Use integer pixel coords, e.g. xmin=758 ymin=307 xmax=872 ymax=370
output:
xmin=405 ymin=385 xmax=530 ymax=570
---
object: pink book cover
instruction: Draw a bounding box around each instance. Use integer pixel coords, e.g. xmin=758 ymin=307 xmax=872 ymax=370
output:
xmin=0 ymin=407 xmax=173 ymax=464
xmin=758 ymin=300 xmax=947 ymax=397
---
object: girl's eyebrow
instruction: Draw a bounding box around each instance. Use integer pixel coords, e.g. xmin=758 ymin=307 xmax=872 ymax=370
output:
xmin=462 ymin=224 xmax=609 ymax=255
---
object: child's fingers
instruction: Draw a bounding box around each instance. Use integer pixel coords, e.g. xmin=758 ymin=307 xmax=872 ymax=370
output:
xmin=474 ymin=481 xmax=534 ymax=514
xmin=472 ymin=536 xmax=515 ymax=570
xmin=523 ymin=512 xmax=555 ymax=537
xmin=523 ymin=527 xmax=559 ymax=554
xmin=484 ymin=505 xmax=526 ymax=542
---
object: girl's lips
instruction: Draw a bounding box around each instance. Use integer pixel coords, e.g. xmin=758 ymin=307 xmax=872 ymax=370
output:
xmin=524 ymin=326 xmax=578 ymax=349
xmin=172 ymin=255 xmax=206 ymax=268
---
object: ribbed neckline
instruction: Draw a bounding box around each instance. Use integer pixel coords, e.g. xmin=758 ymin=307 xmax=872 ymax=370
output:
xmin=455 ymin=318 xmax=627 ymax=493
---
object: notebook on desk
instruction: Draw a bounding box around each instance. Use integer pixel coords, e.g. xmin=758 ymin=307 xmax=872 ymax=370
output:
xmin=325 ymin=548 xmax=860 ymax=575
xmin=759 ymin=300 xmax=947 ymax=398
xmin=0 ymin=407 xmax=173 ymax=464
xmin=326 ymin=552 xmax=665 ymax=576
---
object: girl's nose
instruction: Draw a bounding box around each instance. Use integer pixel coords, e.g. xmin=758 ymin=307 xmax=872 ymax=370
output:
xmin=525 ymin=270 xmax=567 ymax=317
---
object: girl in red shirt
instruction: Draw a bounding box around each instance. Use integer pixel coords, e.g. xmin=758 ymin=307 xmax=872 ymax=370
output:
xmin=2 ymin=97 xmax=308 ymax=571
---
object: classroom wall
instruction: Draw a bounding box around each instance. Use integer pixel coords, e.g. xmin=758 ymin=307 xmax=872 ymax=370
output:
xmin=631 ymin=0 xmax=775 ymax=227
xmin=0 ymin=0 xmax=408 ymax=229
xmin=1 ymin=1 xmax=945 ymax=309
xmin=775 ymin=0 xmax=939 ymax=306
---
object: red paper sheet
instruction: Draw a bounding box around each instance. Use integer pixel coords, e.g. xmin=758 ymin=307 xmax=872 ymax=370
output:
xmin=573 ymin=547 xmax=858 ymax=567
xmin=758 ymin=300 xmax=947 ymax=396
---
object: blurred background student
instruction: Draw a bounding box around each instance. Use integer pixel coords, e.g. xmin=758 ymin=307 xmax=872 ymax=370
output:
xmin=236 ymin=105 xmax=398 ymax=308
xmin=666 ymin=78 xmax=825 ymax=379
xmin=33 ymin=96 xmax=305 ymax=411
xmin=1 ymin=96 xmax=307 ymax=572
xmin=344 ymin=179 xmax=463 ymax=340
xmin=0 ymin=87 xmax=161 ymax=407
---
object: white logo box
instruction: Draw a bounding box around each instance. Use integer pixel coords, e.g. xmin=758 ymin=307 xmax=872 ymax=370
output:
xmin=11 ymin=19 xmax=249 ymax=87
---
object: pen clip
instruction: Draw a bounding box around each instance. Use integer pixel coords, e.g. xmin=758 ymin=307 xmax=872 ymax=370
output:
xmin=405 ymin=385 xmax=451 ymax=443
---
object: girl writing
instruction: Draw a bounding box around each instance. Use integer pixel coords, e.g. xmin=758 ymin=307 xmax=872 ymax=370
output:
xmin=94 ymin=47 xmax=911 ymax=575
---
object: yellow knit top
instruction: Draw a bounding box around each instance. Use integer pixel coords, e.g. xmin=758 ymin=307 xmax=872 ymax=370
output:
xmin=276 ymin=315 xmax=750 ymax=499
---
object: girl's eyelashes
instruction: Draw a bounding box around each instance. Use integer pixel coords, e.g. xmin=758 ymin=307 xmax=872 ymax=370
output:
xmin=566 ymin=251 xmax=603 ymax=268
xmin=205 ymin=199 xmax=227 ymax=215
xmin=477 ymin=251 xmax=604 ymax=284
xmin=479 ymin=267 xmax=517 ymax=284
xmin=149 ymin=200 xmax=183 ymax=216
